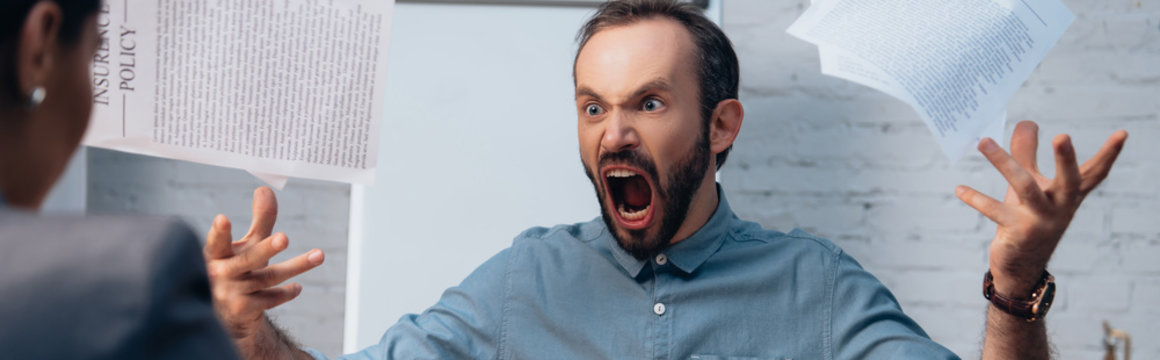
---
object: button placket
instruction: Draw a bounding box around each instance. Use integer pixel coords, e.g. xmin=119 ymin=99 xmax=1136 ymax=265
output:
xmin=649 ymin=259 xmax=671 ymax=360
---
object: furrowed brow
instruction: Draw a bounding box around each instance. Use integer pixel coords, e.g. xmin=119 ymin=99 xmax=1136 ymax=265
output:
xmin=576 ymin=86 xmax=603 ymax=102
xmin=628 ymin=79 xmax=674 ymax=102
xmin=576 ymin=78 xmax=674 ymax=105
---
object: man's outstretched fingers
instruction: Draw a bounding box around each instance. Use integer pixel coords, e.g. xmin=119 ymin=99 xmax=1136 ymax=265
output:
xmin=250 ymin=283 xmax=304 ymax=312
xmin=244 ymin=249 xmax=325 ymax=293
xmin=978 ymin=138 xmax=1050 ymax=210
xmin=1010 ymin=121 xmax=1040 ymax=173
xmin=205 ymin=214 xmax=234 ymax=260
xmin=246 ymin=186 xmax=279 ymax=240
xmin=236 ymin=233 xmax=290 ymax=273
xmin=956 ymin=185 xmax=1007 ymax=225
xmin=1051 ymin=134 xmax=1081 ymax=203
xmin=1078 ymin=130 xmax=1129 ymax=193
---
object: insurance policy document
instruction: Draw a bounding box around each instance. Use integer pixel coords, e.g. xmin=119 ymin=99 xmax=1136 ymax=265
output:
xmin=787 ymin=0 xmax=1074 ymax=161
xmin=84 ymin=0 xmax=393 ymax=185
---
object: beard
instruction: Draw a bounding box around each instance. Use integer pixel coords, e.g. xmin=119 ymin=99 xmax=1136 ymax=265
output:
xmin=583 ymin=130 xmax=711 ymax=260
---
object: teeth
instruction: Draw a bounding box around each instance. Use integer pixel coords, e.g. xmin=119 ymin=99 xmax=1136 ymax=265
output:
xmin=607 ymin=169 xmax=636 ymax=178
xmin=617 ymin=203 xmax=650 ymax=221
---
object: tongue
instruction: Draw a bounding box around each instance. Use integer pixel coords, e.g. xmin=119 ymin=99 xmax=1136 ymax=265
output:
xmin=624 ymin=176 xmax=651 ymax=208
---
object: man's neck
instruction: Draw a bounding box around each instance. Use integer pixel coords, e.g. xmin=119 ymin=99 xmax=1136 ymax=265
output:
xmin=667 ymin=174 xmax=719 ymax=246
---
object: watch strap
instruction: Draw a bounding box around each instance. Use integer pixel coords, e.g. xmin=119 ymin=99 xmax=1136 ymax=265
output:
xmin=982 ymin=269 xmax=1055 ymax=322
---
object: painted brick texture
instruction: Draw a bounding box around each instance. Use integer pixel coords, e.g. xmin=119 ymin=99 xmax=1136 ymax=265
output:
xmin=722 ymin=1 xmax=1159 ymax=358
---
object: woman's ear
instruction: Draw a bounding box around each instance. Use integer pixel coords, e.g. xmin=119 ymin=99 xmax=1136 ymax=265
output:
xmin=708 ymin=98 xmax=744 ymax=156
xmin=15 ymin=2 xmax=63 ymax=103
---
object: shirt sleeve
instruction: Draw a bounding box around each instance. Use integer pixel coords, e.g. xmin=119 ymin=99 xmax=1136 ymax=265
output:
xmin=310 ymin=247 xmax=514 ymax=360
xmin=829 ymin=250 xmax=961 ymax=360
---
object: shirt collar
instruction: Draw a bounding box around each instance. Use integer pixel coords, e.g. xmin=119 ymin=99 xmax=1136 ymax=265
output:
xmin=605 ymin=183 xmax=735 ymax=277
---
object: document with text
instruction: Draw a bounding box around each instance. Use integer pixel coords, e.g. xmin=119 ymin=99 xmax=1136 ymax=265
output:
xmin=84 ymin=0 xmax=394 ymax=186
xmin=788 ymin=0 xmax=1074 ymax=161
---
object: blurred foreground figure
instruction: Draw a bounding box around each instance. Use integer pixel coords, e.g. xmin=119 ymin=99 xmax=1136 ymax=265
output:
xmin=0 ymin=1 xmax=238 ymax=358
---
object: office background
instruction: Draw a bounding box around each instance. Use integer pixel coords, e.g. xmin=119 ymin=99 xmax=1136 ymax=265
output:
xmin=46 ymin=0 xmax=1157 ymax=358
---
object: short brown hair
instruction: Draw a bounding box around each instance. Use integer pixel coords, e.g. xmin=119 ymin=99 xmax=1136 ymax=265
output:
xmin=575 ymin=0 xmax=740 ymax=170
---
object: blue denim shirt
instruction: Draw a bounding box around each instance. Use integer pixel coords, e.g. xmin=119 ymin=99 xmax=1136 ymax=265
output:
xmin=310 ymin=186 xmax=959 ymax=359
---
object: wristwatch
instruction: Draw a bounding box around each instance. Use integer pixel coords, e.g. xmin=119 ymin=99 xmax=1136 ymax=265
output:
xmin=982 ymin=269 xmax=1055 ymax=322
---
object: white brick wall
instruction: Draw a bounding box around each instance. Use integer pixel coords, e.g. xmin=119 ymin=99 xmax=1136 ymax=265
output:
xmin=86 ymin=149 xmax=348 ymax=356
xmin=722 ymin=1 xmax=1159 ymax=358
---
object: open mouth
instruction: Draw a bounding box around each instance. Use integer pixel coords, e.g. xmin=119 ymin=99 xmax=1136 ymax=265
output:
xmin=602 ymin=166 xmax=656 ymax=229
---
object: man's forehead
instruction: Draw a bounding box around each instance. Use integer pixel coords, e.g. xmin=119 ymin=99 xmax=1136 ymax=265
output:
xmin=574 ymin=17 xmax=697 ymax=98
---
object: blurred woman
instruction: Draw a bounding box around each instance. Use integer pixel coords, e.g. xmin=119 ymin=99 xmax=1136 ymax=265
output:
xmin=0 ymin=1 xmax=238 ymax=358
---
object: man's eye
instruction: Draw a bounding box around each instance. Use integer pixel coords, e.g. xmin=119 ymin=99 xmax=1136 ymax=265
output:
xmin=586 ymin=104 xmax=604 ymax=116
xmin=642 ymin=98 xmax=664 ymax=112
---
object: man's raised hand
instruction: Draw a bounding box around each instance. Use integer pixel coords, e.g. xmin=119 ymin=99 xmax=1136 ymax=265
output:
xmin=203 ymin=186 xmax=325 ymax=342
xmin=955 ymin=120 xmax=1128 ymax=294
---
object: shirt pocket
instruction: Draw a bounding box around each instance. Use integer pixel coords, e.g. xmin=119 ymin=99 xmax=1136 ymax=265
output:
xmin=690 ymin=355 xmax=792 ymax=360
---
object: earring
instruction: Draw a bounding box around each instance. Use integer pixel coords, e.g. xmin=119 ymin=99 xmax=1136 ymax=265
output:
xmin=27 ymin=86 xmax=45 ymax=110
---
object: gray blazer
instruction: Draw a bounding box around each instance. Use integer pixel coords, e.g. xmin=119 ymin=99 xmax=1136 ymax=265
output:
xmin=0 ymin=211 xmax=239 ymax=360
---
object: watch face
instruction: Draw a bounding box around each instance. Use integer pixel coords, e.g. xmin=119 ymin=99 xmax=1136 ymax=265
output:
xmin=1037 ymin=282 xmax=1056 ymax=318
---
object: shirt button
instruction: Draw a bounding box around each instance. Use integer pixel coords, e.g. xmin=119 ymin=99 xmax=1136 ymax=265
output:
xmin=653 ymin=302 xmax=666 ymax=316
xmin=655 ymin=254 xmax=668 ymax=265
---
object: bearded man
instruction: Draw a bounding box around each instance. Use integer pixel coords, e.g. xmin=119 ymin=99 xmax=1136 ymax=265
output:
xmin=203 ymin=1 xmax=1128 ymax=359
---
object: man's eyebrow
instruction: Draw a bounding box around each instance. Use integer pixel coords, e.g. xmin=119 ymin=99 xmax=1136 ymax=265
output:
xmin=575 ymin=78 xmax=674 ymax=103
xmin=629 ymin=78 xmax=674 ymax=101
xmin=576 ymin=86 xmax=602 ymax=102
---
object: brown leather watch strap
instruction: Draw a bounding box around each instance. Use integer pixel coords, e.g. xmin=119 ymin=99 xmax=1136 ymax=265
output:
xmin=983 ymin=269 xmax=1055 ymax=322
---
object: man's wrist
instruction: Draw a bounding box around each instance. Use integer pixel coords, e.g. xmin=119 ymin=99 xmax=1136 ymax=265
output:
xmin=228 ymin=314 xmax=269 ymax=345
xmin=232 ymin=315 xmax=308 ymax=360
xmin=989 ymin=268 xmax=1043 ymax=299
xmin=989 ymin=252 xmax=1049 ymax=299
xmin=984 ymin=269 xmax=1056 ymax=322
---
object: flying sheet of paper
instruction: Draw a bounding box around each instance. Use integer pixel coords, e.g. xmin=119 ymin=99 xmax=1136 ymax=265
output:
xmin=788 ymin=0 xmax=1073 ymax=161
xmin=808 ymin=0 xmax=1007 ymax=150
xmin=84 ymin=0 xmax=394 ymax=186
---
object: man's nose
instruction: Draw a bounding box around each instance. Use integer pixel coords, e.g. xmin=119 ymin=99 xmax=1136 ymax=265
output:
xmin=602 ymin=111 xmax=640 ymax=154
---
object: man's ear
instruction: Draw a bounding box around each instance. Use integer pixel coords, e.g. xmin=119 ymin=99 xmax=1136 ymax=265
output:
xmin=16 ymin=2 xmax=63 ymax=100
xmin=708 ymin=98 xmax=743 ymax=155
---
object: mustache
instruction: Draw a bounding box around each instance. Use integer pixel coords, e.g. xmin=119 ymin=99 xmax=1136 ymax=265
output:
xmin=598 ymin=149 xmax=659 ymax=181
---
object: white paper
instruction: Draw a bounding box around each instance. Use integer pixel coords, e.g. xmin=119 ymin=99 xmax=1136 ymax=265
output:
xmin=85 ymin=0 xmax=394 ymax=185
xmin=247 ymin=171 xmax=290 ymax=190
xmin=790 ymin=0 xmax=1072 ymax=161
xmin=817 ymin=45 xmax=1007 ymax=150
